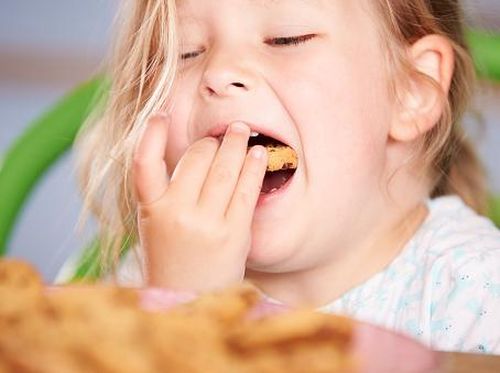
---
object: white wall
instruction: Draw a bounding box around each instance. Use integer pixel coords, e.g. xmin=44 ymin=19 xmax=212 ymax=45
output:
xmin=1 ymin=0 xmax=499 ymax=282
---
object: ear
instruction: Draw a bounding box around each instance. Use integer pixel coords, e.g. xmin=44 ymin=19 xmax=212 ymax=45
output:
xmin=390 ymin=34 xmax=455 ymax=142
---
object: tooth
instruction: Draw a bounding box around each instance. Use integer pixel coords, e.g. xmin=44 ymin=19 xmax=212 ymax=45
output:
xmin=250 ymin=131 xmax=259 ymax=137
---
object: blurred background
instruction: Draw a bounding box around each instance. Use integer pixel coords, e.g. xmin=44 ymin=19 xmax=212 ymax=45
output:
xmin=1 ymin=0 xmax=499 ymax=282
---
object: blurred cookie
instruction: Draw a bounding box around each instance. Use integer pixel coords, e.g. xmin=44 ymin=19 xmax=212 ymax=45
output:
xmin=0 ymin=259 xmax=43 ymax=318
xmin=0 ymin=259 xmax=354 ymax=373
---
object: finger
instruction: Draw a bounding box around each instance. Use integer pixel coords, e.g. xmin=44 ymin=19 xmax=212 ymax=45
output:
xmin=198 ymin=122 xmax=250 ymax=216
xmin=168 ymin=137 xmax=219 ymax=205
xmin=133 ymin=114 xmax=169 ymax=205
xmin=226 ymin=145 xmax=267 ymax=225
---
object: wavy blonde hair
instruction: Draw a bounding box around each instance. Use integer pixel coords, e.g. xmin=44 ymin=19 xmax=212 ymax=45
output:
xmin=374 ymin=0 xmax=487 ymax=212
xmin=75 ymin=0 xmax=178 ymax=275
xmin=75 ymin=0 xmax=487 ymax=276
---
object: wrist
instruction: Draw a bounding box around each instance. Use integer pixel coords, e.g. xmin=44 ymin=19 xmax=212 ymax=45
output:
xmin=145 ymin=266 xmax=245 ymax=294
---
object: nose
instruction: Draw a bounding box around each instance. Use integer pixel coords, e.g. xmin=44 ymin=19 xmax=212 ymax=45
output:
xmin=199 ymin=48 xmax=257 ymax=99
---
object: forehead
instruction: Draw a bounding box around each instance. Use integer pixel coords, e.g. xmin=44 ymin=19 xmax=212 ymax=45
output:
xmin=174 ymin=0 xmax=379 ymax=44
xmin=176 ymin=0 xmax=326 ymax=7
xmin=176 ymin=0 xmax=337 ymax=18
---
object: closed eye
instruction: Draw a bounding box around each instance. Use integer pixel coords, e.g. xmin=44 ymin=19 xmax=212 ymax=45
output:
xmin=266 ymin=34 xmax=316 ymax=47
xmin=180 ymin=49 xmax=204 ymax=60
xmin=180 ymin=34 xmax=316 ymax=60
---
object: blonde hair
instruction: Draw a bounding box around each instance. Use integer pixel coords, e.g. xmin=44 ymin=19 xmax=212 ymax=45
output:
xmin=374 ymin=0 xmax=488 ymax=212
xmin=75 ymin=0 xmax=488 ymax=276
xmin=75 ymin=0 xmax=179 ymax=275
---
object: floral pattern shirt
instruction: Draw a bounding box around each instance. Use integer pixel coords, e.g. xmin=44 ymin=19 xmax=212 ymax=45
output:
xmin=316 ymin=195 xmax=500 ymax=354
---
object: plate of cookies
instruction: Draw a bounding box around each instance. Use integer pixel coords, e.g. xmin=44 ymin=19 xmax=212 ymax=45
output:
xmin=0 ymin=259 xmax=440 ymax=372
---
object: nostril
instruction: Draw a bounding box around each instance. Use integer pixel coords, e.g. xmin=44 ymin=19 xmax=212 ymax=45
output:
xmin=202 ymin=82 xmax=246 ymax=97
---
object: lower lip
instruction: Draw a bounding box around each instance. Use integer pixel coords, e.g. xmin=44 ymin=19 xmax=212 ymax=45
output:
xmin=257 ymin=170 xmax=296 ymax=207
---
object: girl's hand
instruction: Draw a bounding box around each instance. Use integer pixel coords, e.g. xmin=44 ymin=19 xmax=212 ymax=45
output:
xmin=133 ymin=114 xmax=268 ymax=292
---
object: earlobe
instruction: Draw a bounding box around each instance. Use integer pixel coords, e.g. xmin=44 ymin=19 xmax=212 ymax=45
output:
xmin=390 ymin=34 xmax=455 ymax=143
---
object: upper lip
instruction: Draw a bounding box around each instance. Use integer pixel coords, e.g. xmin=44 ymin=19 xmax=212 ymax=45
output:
xmin=206 ymin=121 xmax=294 ymax=149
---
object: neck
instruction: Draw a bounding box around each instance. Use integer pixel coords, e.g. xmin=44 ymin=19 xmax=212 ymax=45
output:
xmin=245 ymin=201 xmax=429 ymax=308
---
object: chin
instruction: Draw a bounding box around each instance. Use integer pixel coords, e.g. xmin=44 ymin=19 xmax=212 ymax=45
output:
xmin=245 ymin=232 xmax=299 ymax=273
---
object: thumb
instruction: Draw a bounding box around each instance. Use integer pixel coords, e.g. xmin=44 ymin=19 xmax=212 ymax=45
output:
xmin=133 ymin=113 xmax=170 ymax=205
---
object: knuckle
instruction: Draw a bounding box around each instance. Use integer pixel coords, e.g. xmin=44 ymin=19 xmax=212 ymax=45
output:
xmin=209 ymin=224 xmax=231 ymax=243
xmin=132 ymin=154 xmax=149 ymax=171
xmin=189 ymin=137 xmax=219 ymax=156
xmin=195 ymin=214 xmax=229 ymax=241
xmin=200 ymin=220 xmax=230 ymax=244
xmin=167 ymin=210 xmax=196 ymax=232
xmin=212 ymin=166 xmax=234 ymax=184
xmin=237 ymin=184 xmax=260 ymax=206
xmin=165 ymin=210 xmax=228 ymax=241
xmin=236 ymin=190 xmax=253 ymax=207
xmin=139 ymin=195 xmax=171 ymax=215
xmin=245 ymin=166 xmax=263 ymax=180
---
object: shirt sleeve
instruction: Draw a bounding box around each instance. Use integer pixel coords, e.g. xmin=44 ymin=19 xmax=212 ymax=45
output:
xmin=428 ymin=247 xmax=500 ymax=354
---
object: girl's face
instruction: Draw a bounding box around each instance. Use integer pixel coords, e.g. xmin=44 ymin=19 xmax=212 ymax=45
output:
xmin=167 ymin=0 xmax=395 ymax=272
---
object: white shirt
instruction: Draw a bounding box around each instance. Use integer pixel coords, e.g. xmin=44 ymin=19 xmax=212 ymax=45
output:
xmin=314 ymin=195 xmax=500 ymax=354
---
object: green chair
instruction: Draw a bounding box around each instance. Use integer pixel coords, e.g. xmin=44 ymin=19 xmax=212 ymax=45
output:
xmin=491 ymin=196 xmax=500 ymax=228
xmin=1 ymin=30 xmax=500 ymax=282
xmin=0 ymin=77 xmax=110 ymax=280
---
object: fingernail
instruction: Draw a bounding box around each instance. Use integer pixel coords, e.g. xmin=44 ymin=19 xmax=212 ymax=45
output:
xmin=250 ymin=145 xmax=266 ymax=159
xmin=230 ymin=121 xmax=249 ymax=134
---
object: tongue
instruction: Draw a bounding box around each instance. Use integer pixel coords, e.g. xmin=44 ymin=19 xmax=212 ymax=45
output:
xmin=261 ymin=170 xmax=294 ymax=194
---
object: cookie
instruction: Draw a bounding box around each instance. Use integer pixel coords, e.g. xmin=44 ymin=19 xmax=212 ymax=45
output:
xmin=0 ymin=259 xmax=43 ymax=318
xmin=264 ymin=145 xmax=298 ymax=172
xmin=0 ymin=259 xmax=354 ymax=373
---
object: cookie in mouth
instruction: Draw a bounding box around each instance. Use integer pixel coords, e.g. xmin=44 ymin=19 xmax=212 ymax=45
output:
xmin=248 ymin=133 xmax=298 ymax=194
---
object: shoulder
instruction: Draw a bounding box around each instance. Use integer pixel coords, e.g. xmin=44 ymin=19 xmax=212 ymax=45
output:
xmin=412 ymin=195 xmax=500 ymax=290
xmin=426 ymin=247 xmax=500 ymax=353
xmin=418 ymin=196 xmax=500 ymax=353
xmin=420 ymin=195 xmax=500 ymax=311
xmin=417 ymin=195 xmax=500 ymax=261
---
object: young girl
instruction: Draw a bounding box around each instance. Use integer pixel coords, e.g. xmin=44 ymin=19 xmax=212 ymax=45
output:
xmin=75 ymin=0 xmax=500 ymax=354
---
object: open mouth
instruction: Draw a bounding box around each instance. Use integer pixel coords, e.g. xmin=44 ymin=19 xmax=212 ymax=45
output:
xmin=248 ymin=133 xmax=297 ymax=194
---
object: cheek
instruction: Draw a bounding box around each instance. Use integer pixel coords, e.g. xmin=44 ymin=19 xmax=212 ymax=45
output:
xmin=280 ymin=48 xmax=392 ymax=183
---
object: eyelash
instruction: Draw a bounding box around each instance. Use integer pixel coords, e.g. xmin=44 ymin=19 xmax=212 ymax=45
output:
xmin=267 ymin=34 xmax=315 ymax=46
xmin=180 ymin=34 xmax=315 ymax=60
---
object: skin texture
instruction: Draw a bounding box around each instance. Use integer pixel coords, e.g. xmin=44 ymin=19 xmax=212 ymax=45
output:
xmin=133 ymin=0 xmax=455 ymax=306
